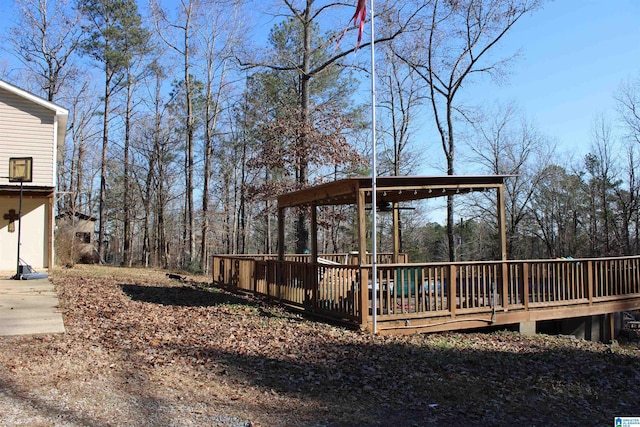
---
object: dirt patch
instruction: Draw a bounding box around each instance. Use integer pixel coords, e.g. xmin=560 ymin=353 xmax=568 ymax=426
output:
xmin=0 ymin=265 xmax=638 ymax=426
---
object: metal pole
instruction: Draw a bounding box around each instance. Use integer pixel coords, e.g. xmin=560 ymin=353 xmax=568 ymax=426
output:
xmin=15 ymin=178 xmax=23 ymax=280
xmin=370 ymin=0 xmax=378 ymax=334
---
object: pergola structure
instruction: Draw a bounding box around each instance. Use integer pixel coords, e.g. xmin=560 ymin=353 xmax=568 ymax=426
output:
xmin=213 ymin=174 xmax=640 ymax=337
xmin=277 ymin=175 xmax=511 ymax=264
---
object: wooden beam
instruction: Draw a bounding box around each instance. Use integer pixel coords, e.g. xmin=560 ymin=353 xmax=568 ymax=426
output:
xmin=448 ymin=264 xmax=457 ymax=318
xmin=497 ymin=185 xmax=509 ymax=310
xmin=275 ymin=175 xmax=510 ymax=209
xmin=523 ymin=262 xmax=530 ymax=311
xmin=608 ymin=313 xmax=616 ymax=343
xmin=392 ymin=203 xmax=399 ymax=263
xmin=373 ymin=296 xmax=640 ymax=335
xmin=497 ymin=184 xmax=507 ymax=260
xmin=311 ymin=204 xmax=318 ymax=312
xmin=278 ymin=179 xmax=358 ymax=208
xmin=311 ymin=204 xmax=318 ymax=264
xmin=278 ymin=207 xmax=285 ymax=261
xmin=357 ymin=188 xmax=368 ymax=330
xmin=587 ymin=260 xmax=594 ymax=305
xmin=357 ymin=189 xmax=367 ymax=266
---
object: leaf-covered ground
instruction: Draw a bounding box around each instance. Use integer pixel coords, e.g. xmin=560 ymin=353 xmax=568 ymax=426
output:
xmin=0 ymin=265 xmax=638 ymax=426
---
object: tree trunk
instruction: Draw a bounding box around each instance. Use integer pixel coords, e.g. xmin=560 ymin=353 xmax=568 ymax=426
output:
xmin=183 ymin=4 xmax=195 ymax=268
xmin=98 ymin=68 xmax=111 ymax=263
xmin=123 ymin=74 xmax=132 ymax=267
xmin=295 ymin=3 xmax=312 ymax=254
xmin=142 ymin=71 xmax=163 ymax=267
xmin=446 ymin=101 xmax=455 ymax=262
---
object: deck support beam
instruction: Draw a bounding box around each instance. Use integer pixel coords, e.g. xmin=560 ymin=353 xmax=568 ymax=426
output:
xmin=357 ymin=189 xmax=367 ymax=265
xmin=277 ymin=207 xmax=285 ymax=261
xmin=448 ymin=264 xmax=457 ymax=318
xmin=357 ymin=188 xmax=368 ymax=330
xmin=311 ymin=204 xmax=318 ymax=312
xmin=497 ymin=185 xmax=507 ymax=261
xmin=392 ymin=204 xmax=400 ymax=263
xmin=310 ymin=205 xmax=318 ymax=264
xmin=519 ymin=321 xmax=536 ymax=336
xmin=497 ymin=185 xmax=509 ymax=310
xmin=607 ymin=312 xmax=617 ymax=344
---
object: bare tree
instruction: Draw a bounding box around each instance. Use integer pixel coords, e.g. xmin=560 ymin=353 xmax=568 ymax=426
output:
xmin=530 ymin=164 xmax=586 ymax=258
xmin=611 ymin=142 xmax=640 ymax=255
xmin=151 ymin=0 xmax=198 ymax=268
xmin=132 ymin=58 xmax=184 ymax=268
xmin=194 ymin=0 xmax=243 ymax=270
xmin=614 ymin=78 xmax=640 ymax=254
xmin=78 ymin=0 xmax=149 ymax=262
xmin=120 ymin=20 xmax=152 ymax=267
xmin=466 ymin=102 xmax=554 ymax=258
xmin=377 ymin=42 xmax=426 ymax=176
xmin=584 ymin=114 xmax=621 ymax=256
xmin=616 ymin=76 xmax=640 ymax=145
xmin=396 ymin=0 xmax=542 ymax=260
xmin=62 ymin=80 xmax=102 ymax=216
xmin=8 ymin=0 xmax=81 ymax=101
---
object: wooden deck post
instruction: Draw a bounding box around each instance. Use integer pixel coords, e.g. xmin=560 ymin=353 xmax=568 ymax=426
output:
xmin=448 ymin=264 xmax=457 ymax=318
xmin=587 ymin=260 xmax=594 ymax=305
xmin=277 ymin=207 xmax=285 ymax=302
xmin=311 ymin=204 xmax=318 ymax=311
xmin=357 ymin=189 xmax=367 ymax=266
xmin=311 ymin=204 xmax=318 ymax=263
xmin=523 ymin=262 xmax=529 ymax=310
xmin=278 ymin=207 xmax=285 ymax=261
xmin=497 ymin=185 xmax=507 ymax=261
xmin=357 ymin=188 xmax=369 ymax=330
xmin=360 ymin=267 xmax=370 ymax=329
xmin=497 ymin=184 xmax=509 ymax=310
xmin=607 ymin=313 xmax=616 ymax=343
xmin=392 ymin=204 xmax=400 ymax=263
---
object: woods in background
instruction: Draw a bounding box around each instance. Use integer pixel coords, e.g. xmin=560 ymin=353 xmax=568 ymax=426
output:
xmin=3 ymin=0 xmax=640 ymax=271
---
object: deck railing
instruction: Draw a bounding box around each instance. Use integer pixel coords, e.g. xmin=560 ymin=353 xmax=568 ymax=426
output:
xmin=592 ymin=257 xmax=640 ymax=298
xmin=528 ymin=259 xmax=587 ymax=305
xmin=369 ymin=262 xmax=503 ymax=317
xmin=212 ymin=255 xmax=362 ymax=321
xmin=211 ymin=254 xmax=640 ymax=330
xmin=218 ymin=252 xmax=407 ymax=264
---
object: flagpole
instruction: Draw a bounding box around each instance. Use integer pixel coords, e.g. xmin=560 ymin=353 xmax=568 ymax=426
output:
xmin=369 ymin=0 xmax=378 ymax=334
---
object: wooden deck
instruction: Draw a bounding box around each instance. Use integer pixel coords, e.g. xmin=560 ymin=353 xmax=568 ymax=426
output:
xmin=211 ymin=254 xmax=640 ymax=336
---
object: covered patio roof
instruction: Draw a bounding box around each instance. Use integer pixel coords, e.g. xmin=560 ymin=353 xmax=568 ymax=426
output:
xmin=277 ymin=175 xmax=511 ymax=208
xmin=277 ymin=175 xmax=510 ymax=265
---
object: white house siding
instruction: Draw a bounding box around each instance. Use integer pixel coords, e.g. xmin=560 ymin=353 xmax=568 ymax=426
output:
xmin=0 ymin=196 xmax=48 ymax=270
xmin=0 ymin=87 xmax=55 ymax=188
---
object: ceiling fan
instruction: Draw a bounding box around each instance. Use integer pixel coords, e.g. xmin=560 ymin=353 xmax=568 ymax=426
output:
xmin=367 ymin=199 xmax=416 ymax=213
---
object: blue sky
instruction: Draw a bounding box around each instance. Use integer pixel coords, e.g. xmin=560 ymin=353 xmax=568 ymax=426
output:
xmin=464 ymin=0 xmax=640 ymax=157
xmin=1 ymin=0 xmax=638 ymax=161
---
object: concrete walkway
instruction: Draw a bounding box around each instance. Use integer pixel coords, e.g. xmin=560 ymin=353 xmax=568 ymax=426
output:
xmin=0 ymin=276 xmax=65 ymax=336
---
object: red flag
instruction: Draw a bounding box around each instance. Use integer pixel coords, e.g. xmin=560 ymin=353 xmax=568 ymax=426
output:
xmin=337 ymin=0 xmax=367 ymax=50
xmin=352 ymin=0 xmax=367 ymax=48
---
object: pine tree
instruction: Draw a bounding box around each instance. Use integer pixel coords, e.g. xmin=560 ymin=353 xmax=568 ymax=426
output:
xmin=78 ymin=0 xmax=151 ymax=261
